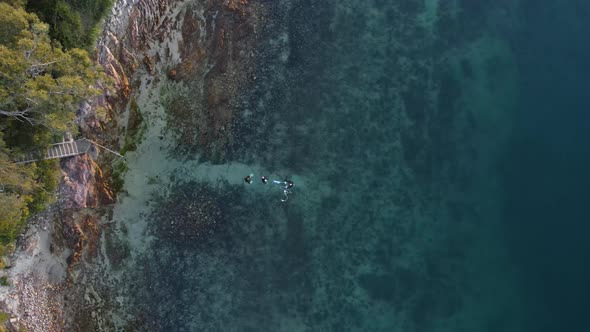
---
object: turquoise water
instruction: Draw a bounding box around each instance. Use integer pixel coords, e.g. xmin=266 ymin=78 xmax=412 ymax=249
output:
xmin=91 ymin=1 xmax=589 ymax=331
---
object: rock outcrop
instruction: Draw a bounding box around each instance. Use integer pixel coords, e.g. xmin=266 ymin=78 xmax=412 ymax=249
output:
xmin=59 ymin=154 xmax=113 ymax=210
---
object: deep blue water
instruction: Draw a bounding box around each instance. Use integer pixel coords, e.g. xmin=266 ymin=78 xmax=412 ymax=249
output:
xmin=503 ymin=1 xmax=590 ymax=330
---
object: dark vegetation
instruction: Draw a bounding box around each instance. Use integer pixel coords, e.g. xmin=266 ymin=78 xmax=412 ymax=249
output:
xmin=0 ymin=0 xmax=110 ymax=257
xmin=26 ymin=0 xmax=113 ymax=50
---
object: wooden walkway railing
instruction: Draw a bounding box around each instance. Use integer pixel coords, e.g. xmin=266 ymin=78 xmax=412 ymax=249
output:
xmin=15 ymin=139 xmax=94 ymax=164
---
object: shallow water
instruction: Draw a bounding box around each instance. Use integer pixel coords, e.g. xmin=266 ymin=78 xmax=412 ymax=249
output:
xmin=90 ymin=0 xmax=589 ymax=331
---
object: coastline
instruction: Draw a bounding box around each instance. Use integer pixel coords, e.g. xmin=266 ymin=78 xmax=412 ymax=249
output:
xmin=0 ymin=205 xmax=68 ymax=331
xmin=0 ymin=0 xmax=145 ymax=330
xmin=1 ymin=0 xmax=266 ymax=330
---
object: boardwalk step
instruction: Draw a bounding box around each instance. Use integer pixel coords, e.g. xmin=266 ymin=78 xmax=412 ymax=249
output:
xmin=13 ymin=139 xmax=93 ymax=164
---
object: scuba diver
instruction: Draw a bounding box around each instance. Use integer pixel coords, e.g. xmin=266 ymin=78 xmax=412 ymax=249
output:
xmin=272 ymin=178 xmax=294 ymax=202
xmin=245 ymin=174 xmax=294 ymax=202
xmin=272 ymin=179 xmax=293 ymax=190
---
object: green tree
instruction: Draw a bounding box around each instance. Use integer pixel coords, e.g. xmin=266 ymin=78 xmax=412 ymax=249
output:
xmin=50 ymin=0 xmax=84 ymax=49
xmin=26 ymin=0 xmax=114 ymax=50
xmin=0 ymin=193 xmax=26 ymax=245
xmin=0 ymin=0 xmax=26 ymax=11
xmin=0 ymin=2 xmax=102 ymax=134
xmin=0 ymin=133 xmax=34 ymax=250
xmin=0 ymin=2 xmax=108 ymax=256
xmin=0 ymin=134 xmax=34 ymax=193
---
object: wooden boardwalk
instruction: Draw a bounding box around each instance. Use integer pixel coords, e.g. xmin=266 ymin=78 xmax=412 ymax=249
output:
xmin=15 ymin=139 xmax=93 ymax=164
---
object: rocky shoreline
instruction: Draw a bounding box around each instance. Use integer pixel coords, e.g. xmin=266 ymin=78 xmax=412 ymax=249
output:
xmin=0 ymin=205 xmax=66 ymax=332
xmin=0 ymin=0 xmax=145 ymax=330
xmin=0 ymin=155 xmax=115 ymax=331
xmin=0 ymin=0 xmax=268 ymax=330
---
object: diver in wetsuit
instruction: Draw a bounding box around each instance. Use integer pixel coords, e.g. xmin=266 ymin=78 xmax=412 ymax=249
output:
xmin=272 ymin=179 xmax=294 ymax=189
xmin=245 ymin=174 xmax=294 ymax=201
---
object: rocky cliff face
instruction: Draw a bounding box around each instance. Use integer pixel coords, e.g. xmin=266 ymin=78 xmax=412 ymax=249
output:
xmin=59 ymin=154 xmax=113 ymax=210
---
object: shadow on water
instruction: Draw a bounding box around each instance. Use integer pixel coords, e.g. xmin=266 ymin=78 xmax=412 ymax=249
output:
xmin=502 ymin=1 xmax=590 ymax=330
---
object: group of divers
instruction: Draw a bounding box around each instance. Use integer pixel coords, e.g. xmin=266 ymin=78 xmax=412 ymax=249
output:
xmin=244 ymin=174 xmax=294 ymax=202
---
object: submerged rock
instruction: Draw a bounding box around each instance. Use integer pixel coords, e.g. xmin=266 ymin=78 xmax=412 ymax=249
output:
xmin=150 ymin=183 xmax=231 ymax=246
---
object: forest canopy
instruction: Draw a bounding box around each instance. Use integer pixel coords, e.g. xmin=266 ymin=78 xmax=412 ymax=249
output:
xmin=26 ymin=0 xmax=114 ymax=50
xmin=0 ymin=0 xmax=108 ymax=256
